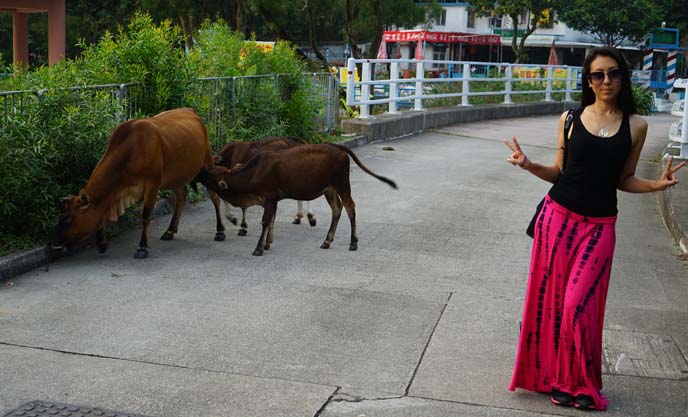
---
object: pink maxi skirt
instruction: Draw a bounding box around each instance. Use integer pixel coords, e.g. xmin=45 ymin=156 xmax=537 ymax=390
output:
xmin=509 ymin=195 xmax=617 ymax=411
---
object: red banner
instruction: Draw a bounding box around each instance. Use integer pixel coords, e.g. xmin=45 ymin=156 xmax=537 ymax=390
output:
xmin=383 ymin=30 xmax=500 ymax=45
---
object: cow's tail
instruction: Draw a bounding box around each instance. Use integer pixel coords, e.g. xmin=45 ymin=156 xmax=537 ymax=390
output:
xmin=327 ymin=144 xmax=398 ymax=189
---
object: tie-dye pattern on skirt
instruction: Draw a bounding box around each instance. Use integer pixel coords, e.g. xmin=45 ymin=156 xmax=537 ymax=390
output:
xmin=509 ymin=195 xmax=617 ymax=411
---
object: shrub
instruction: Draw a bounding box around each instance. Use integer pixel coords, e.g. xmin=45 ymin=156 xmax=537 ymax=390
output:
xmin=632 ymin=84 xmax=654 ymax=115
xmin=0 ymin=90 xmax=118 ymax=253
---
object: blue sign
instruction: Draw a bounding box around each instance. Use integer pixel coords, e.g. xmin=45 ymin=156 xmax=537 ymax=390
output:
xmin=649 ymin=28 xmax=680 ymax=49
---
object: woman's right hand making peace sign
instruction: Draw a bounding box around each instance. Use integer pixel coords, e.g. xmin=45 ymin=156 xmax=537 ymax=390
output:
xmin=504 ymin=136 xmax=528 ymax=169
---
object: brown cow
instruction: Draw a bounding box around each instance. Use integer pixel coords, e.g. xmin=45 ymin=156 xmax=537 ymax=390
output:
xmin=50 ymin=108 xmax=226 ymax=259
xmin=195 ymin=143 xmax=397 ymax=256
xmin=215 ymin=136 xmax=317 ymax=235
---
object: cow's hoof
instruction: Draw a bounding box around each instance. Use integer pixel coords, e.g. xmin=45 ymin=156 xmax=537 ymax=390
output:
xmin=292 ymin=218 xmax=301 ymax=225
xmin=226 ymin=216 xmax=238 ymax=226
xmin=308 ymin=217 xmax=316 ymax=227
xmin=214 ymin=231 xmax=226 ymax=241
xmin=349 ymin=243 xmax=358 ymax=251
xmin=134 ymin=248 xmax=149 ymax=259
xmin=238 ymin=229 xmax=248 ymax=237
xmin=263 ymin=243 xmax=271 ymax=250
xmin=160 ymin=231 xmax=174 ymax=241
xmin=252 ymin=249 xmax=264 ymax=256
xmin=320 ymin=241 xmax=330 ymax=249
xmin=97 ymin=244 xmax=109 ymax=254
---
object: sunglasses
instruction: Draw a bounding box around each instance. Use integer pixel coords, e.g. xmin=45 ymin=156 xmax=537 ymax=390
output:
xmin=588 ymin=69 xmax=624 ymax=84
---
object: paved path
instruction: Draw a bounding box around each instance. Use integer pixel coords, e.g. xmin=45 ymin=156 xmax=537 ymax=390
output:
xmin=1 ymin=115 xmax=686 ymax=417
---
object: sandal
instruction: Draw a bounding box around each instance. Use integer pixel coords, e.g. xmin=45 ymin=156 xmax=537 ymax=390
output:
xmin=551 ymin=389 xmax=574 ymax=406
xmin=574 ymin=394 xmax=596 ymax=410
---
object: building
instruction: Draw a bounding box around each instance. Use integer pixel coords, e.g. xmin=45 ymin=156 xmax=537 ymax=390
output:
xmin=384 ymin=1 xmax=646 ymax=71
xmin=0 ymin=0 xmax=66 ymax=67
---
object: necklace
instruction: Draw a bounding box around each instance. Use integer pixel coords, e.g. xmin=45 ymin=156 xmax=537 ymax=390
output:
xmin=592 ymin=106 xmax=613 ymax=138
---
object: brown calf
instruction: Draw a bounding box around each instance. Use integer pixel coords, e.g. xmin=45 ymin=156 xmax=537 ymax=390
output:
xmin=196 ymin=143 xmax=397 ymax=256
xmin=50 ymin=108 xmax=225 ymax=259
xmin=214 ymin=136 xmax=316 ymax=234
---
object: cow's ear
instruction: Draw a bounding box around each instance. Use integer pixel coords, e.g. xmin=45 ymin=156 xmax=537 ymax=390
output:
xmin=218 ymin=180 xmax=228 ymax=190
xmin=213 ymin=155 xmax=222 ymax=164
xmin=79 ymin=192 xmax=90 ymax=209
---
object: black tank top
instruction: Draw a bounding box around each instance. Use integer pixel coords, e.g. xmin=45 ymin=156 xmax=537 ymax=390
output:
xmin=548 ymin=108 xmax=632 ymax=217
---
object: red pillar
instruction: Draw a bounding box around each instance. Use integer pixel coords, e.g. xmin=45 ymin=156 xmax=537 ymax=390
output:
xmin=12 ymin=12 xmax=29 ymax=67
xmin=47 ymin=0 xmax=65 ymax=65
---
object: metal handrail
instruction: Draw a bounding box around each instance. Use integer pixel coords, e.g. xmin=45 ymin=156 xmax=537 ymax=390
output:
xmin=345 ymin=58 xmax=581 ymax=118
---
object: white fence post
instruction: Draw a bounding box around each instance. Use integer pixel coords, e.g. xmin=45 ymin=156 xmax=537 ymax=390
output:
xmin=504 ymin=65 xmax=513 ymax=104
xmin=462 ymin=63 xmax=471 ymax=106
xmin=681 ymin=92 xmax=688 ymax=159
xmin=414 ymin=61 xmax=424 ymax=111
xmin=565 ymin=67 xmax=573 ymax=102
xmin=545 ymin=65 xmax=554 ymax=101
xmin=360 ymin=62 xmax=371 ymax=118
xmin=346 ymin=58 xmax=355 ymax=107
xmin=389 ymin=61 xmax=399 ymax=114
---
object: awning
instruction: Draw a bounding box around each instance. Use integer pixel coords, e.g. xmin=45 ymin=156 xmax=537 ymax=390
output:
xmin=383 ymin=30 xmax=500 ymax=46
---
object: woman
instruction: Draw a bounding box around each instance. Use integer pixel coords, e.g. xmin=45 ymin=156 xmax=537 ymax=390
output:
xmin=504 ymin=46 xmax=685 ymax=411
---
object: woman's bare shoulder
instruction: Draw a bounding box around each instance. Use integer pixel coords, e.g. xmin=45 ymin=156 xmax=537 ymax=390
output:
xmin=629 ymin=114 xmax=648 ymax=130
xmin=629 ymin=114 xmax=648 ymax=145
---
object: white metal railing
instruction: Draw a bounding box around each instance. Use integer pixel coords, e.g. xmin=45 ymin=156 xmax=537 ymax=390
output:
xmin=345 ymin=58 xmax=582 ymax=118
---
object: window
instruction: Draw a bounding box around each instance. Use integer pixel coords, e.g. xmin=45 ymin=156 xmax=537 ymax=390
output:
xmin=467 ymin=11 xmax=475 ymax=28
xmin=435 ymin=9 xmax=447 ymax=26
xmin=433 ymin=45 xmax=447 ymax=61
xmin=519 ymin=11 xmax=529 ymax=26
xmin=489 ymin=17 xmax=502 ymax=29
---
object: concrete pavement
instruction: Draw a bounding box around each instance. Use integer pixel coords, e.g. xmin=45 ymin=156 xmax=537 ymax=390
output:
xmin=1 ymin=114 xmax=686 ymax=417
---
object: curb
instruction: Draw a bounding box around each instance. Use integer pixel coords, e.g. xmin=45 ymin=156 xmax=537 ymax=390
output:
xmin=657 ymin=151 xmax=688 ymax=254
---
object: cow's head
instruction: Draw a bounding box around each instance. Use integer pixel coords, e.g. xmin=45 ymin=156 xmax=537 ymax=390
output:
xmin=213 ymin=142 xmax=236 ymax=167
xmin=201 ymin=166 xmax=233 ymax=191
xmin=49 ymin=192 xmax=104 ymax=253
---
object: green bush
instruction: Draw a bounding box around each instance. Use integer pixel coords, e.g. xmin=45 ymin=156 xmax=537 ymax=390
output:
xmin=632 ymin=84 xmax=654 ymax=115
xmin=184 ymin=21 xmax=319 ymax=145
xmin=0 ymin=90 xmax=118 ymax=254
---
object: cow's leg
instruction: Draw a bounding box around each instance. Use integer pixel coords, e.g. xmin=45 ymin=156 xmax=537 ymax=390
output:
xmin=224 ymin=201 xmax=238 ymax=225
xmin=238 ymin=207 xmax=249 ymax=236
xmin=306 ymin=200 xmax=316 ymax=227
xmin=292 ymin=201 xmax=304 ymax=224
xmin=264 ymin=213 xmax=276 ymax=250
xmin=320 ymin=189 xmax=342 ymax=249
xmin=209 ymin=190 xmax=226 ymax=241
xmin=96 ymin=227 xmax=109 ymax=254
xmin=253 ymin=201 xmax=277 ymax=256
xmin=339 ymin=191 xmax=358 ymax=251
xmin=161 ymin=186 xmax=186 ymax=240
xmin=135 ymin=187 xmax=158 ymax=259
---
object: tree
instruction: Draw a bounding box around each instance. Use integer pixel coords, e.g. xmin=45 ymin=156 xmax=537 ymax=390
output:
xmin=470 ymin=0 xmax=553 ymax=63
xmin=555 ymin=0 xmax=662 ymax=47
xmin=658 ymin=0 xmax=688 ymax=46
xmin=342 ymin=0 xmax=438 ymax=60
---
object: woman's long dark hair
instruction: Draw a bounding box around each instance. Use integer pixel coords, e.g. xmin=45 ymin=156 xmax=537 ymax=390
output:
xmin=581 ymin=47 xmax=637 ymax=115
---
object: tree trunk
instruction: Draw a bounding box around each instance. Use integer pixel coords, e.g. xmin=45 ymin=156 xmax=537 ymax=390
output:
xmin=368 ymin=0 xmax=385 ymax=59
xmin=510 ymin=16 xmax=522 ymax=63
xmin=304 ymin=0 xmax=327 ymax=65
xmin=235 ymin=0 xmax=245 ymax=36
xmin=345 ymin=0 xmax=362 ymax=59
xmin=179 ymin=14 xmax=194 ymax=51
